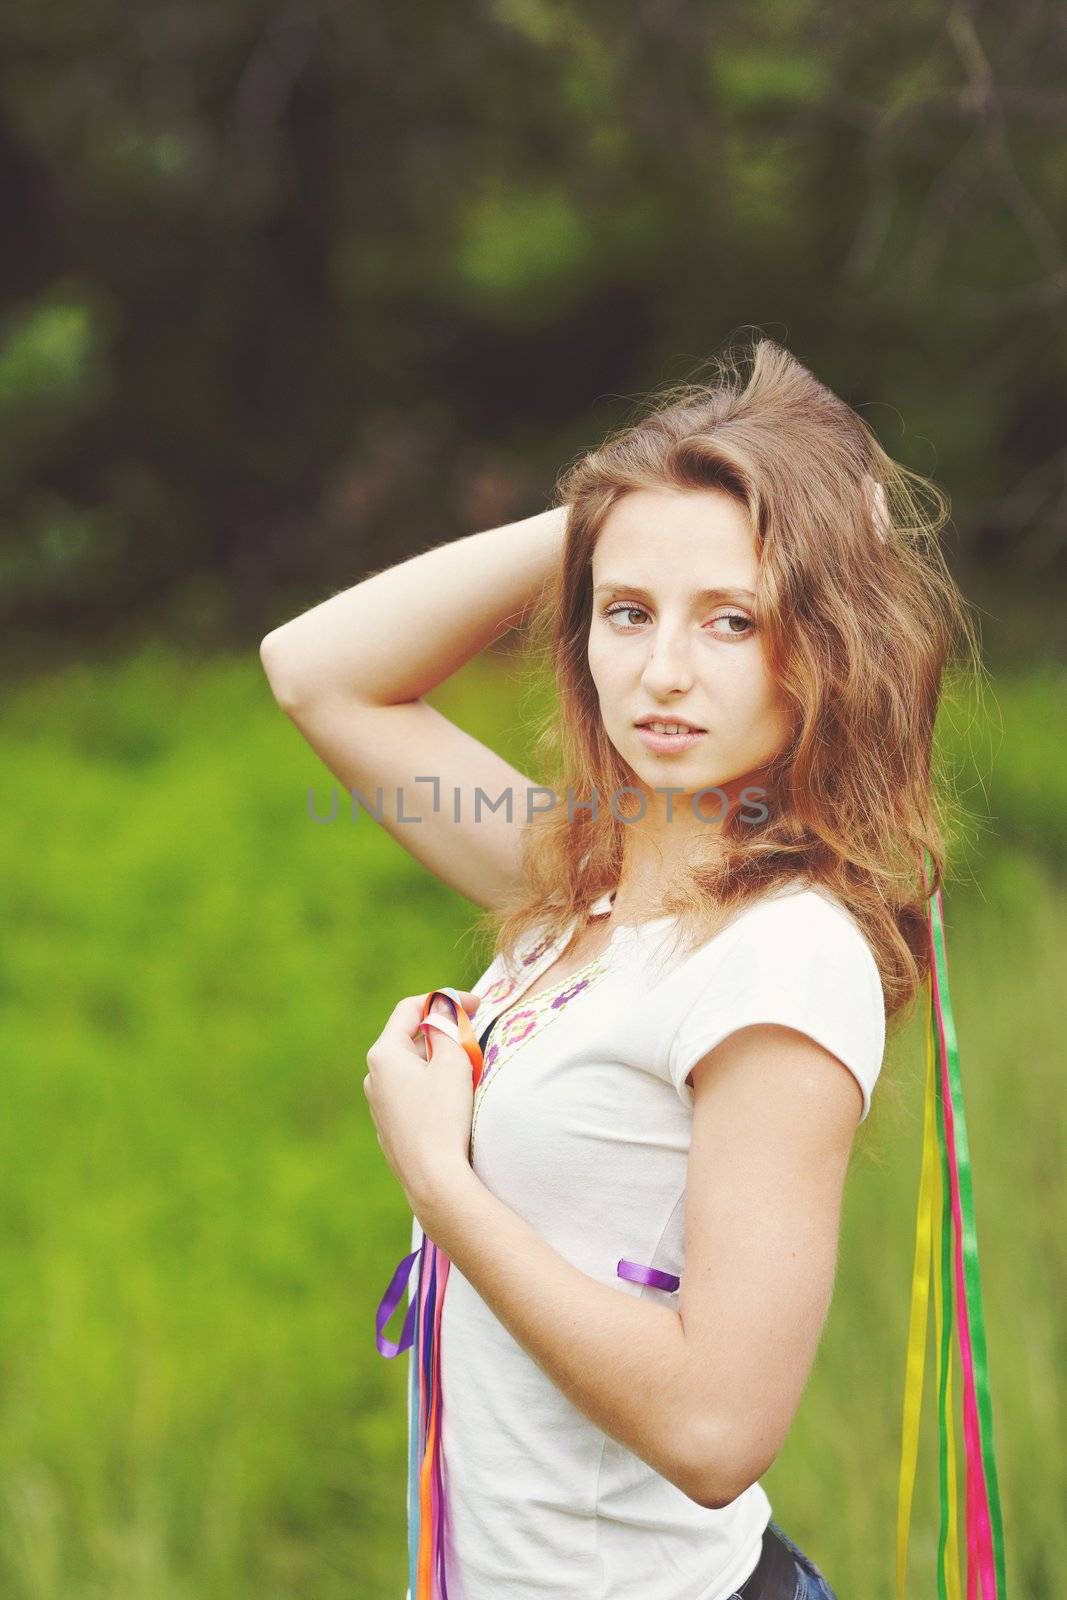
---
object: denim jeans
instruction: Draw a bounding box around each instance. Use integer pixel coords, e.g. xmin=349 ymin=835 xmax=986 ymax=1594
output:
xmin=728 ymin=1519 xmax=838 ymax=1600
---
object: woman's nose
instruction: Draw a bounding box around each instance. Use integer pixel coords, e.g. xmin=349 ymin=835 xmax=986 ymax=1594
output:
xmin=640 ymin=626 xmax=695 ymax=691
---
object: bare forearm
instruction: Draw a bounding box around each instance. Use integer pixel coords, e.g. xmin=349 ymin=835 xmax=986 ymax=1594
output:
xmin=260 ymin=505 xmax=567 ymax=709
xmin=417 ymin=1167 xmax=720 ymax=1508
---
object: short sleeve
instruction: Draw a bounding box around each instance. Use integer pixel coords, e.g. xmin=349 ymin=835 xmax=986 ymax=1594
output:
xmin=666 ymin=892 xmax=886 ymax=1122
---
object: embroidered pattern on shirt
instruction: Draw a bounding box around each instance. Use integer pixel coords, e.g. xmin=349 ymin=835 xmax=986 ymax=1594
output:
xmin=473 ymin=932 xmax=559 ymax=1017
xmin=520 ymin=935 xmax=554 ymax=967
xmin=470 ymin=952 xmax=613 ymax=1150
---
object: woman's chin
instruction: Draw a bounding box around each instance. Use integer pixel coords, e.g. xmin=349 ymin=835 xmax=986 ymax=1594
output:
xmin=620 ymin=754 xmax=733 ymax=805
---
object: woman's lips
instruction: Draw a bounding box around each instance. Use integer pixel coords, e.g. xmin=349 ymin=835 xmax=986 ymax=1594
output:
xmin=635 ymin=725 xmax=707 ymax=754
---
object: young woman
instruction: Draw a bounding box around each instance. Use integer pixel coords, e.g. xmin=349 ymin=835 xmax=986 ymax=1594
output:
xmin=260 ymin=338 xmax=980 ymax=1600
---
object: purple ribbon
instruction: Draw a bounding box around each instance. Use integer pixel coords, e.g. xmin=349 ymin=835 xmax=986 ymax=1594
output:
xmin=376 ymin=1245 xmax=423 ymax=1357
xmin=375 ymin=1247 xmax=680 ymax=1361
xmin=616 ymin=1258 xmax=681 ymax=1292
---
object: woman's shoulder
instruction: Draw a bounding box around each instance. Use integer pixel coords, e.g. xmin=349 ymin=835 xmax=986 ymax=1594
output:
xmin=663 ymin=880 xmax=887 ymax=1119
xmin=677 ymin=880 xmax=882 ymax=988
xmin=748 ymin=879 xmax=870 ymax=935
xmin=671 ymin=876 xmax=883 ymax=972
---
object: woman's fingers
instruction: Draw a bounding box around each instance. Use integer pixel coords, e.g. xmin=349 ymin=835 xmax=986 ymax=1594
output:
xmin=368 ymin=990 xmax=481 ymax=1066
xmin=387 ymin=989 xmax=481 ymax=1029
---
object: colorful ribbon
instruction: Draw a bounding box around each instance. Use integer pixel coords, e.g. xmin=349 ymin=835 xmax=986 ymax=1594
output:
xmin=895 ymin=851 xmax=1007 ymax=1599
xmin=375 ymin=858 xmax=1008 ymax=1600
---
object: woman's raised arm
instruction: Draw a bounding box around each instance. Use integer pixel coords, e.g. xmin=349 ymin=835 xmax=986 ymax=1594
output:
xmin=260 ymin=505 xmax=567 ymax=710
xmin=258 ymin=506 xmax=568 ymax=913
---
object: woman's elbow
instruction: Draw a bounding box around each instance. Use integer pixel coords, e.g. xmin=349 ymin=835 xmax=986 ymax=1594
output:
xmin=682 ymin=1421 xmax=775 ymax=1511
xmin=260 ymin=628 xmax=308 ymax=710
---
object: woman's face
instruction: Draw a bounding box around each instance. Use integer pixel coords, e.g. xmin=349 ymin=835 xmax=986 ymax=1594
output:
xmin=587 ymin=486 xmax=793 ymax=801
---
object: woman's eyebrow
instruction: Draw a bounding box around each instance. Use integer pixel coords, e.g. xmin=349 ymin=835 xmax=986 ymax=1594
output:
xmin=593 ymin=581 xmax=756 ymax=604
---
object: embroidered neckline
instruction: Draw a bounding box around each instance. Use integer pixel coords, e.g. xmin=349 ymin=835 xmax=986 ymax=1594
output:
xmin=470 ymin=938 xmax=615 ymax=1152
xmin=480 ymin=946 xmax=609 ymax=1047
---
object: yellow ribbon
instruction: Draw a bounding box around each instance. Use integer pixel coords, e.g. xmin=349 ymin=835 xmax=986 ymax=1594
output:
xmin=896 ymin=979 xmax=963 ymax=1598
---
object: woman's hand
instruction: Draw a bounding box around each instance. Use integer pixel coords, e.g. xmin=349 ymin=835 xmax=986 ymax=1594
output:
xmin=363 ymin=989 xmax=482 ymax=1223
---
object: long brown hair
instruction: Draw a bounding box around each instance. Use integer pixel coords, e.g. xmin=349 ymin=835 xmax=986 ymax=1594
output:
xmin=472 ymin=336 xmax=984 ymax=1044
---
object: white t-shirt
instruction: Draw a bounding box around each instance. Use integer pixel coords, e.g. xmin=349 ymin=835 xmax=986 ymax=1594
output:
xmin=404 ymin=881 xmax=885 ymax=1600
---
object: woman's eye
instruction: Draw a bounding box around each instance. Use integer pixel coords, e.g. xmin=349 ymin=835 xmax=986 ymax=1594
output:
xmin=604 ymin=603 xmax=650 ymax=628
xmin=603 ymin=603 xmax=754 ymax=637
xmin=711 ymin=612 xmax=755 ymax=636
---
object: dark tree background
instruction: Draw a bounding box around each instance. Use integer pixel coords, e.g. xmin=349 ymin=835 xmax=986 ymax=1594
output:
xmin=2 ymin=0 xmax=1065 ymax=669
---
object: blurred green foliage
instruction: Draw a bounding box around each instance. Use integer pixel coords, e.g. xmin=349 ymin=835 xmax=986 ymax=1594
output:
xmin=1 ymin=646 xmax=1063 ymax=1596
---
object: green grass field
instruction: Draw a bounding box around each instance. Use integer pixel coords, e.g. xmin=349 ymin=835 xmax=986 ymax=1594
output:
xmin=2 ymin=642 xmax=1063 ymax=1598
